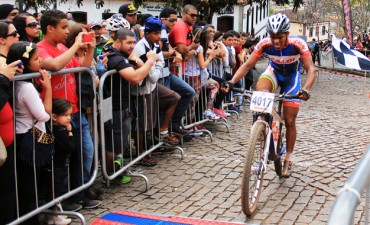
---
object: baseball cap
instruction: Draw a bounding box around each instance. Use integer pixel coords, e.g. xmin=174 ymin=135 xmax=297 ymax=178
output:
xmin=119 ymin=4 xmax=141 ymax=16
xmin=144 ymin=16 xmax=162 ymax=32
xmin=90 ymin=20 xmax=102 ymax=28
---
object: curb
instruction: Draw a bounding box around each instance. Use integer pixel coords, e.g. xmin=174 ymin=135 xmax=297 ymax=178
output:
xmin=317 ymin=68 xmax=364 ymax=78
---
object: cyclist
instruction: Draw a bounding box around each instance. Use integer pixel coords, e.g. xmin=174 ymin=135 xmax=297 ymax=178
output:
xmin=230 ymin=13 xmax=316 ymax=177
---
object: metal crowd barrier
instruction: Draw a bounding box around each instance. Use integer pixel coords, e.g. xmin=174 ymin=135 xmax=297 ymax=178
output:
xmin=328 ymin=145 xmax=370 ymax=225
xmin=98 ymin=69 xmax=184 ymax=191
xmin=9 ymin=67 xmax=98 ymax=224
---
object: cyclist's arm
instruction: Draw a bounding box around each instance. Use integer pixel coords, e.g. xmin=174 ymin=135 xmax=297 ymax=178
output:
xmin=301 ymin=55 xmax=317 ymax=91
xmin=231 ymin=53 xmax=259 ymax=84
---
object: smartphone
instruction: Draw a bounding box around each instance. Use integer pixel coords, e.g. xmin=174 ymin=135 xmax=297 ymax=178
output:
xmin=17 ymin=61 xmax=23 ymax=68
xmin=82 ymin=33 xmax=93 ymax=43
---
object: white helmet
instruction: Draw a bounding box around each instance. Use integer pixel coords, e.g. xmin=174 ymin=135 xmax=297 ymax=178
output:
xmin=266 ymin=13 xmax=290 ymax=34
xmin=106 ymin=13 xmax=130 ymax=31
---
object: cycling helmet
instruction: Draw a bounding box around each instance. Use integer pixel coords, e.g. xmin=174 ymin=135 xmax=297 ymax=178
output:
xmin=266 ymin=13 xmax=290 ymax=34
xmin=106 ymin=13 xmax=130 ymax=31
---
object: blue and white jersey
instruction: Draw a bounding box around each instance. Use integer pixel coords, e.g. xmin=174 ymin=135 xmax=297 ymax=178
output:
xmin=252 ymin=36 xmax=311 ymax=74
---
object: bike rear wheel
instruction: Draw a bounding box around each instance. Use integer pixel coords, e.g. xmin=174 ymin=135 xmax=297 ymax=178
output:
xmin=241 ymin=122 xmax=266 ymax=216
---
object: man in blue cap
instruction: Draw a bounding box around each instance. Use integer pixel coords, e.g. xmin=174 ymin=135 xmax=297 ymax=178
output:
xmin=133 ymin=16 xmax=181 ymax=165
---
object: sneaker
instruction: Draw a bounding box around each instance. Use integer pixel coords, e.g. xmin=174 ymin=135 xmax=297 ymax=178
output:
xmin=203 ymin=109 xmax=220 ymax=120
xmin=46 ymin=215 xmax=72 ymax=225
xmin=79 ymin=199 xmax=101 ymax=209
xmin=61 ymin=202 xmax=82 ymax=212
xmin=172 ymin=127 xmax=190 ymax=137
xmin=282 ymin=160 xmax=292 ymax=178
xmin=139 ymin=156 xmax=157 ymax=167
xmin=102 ymin=175 xmax=132 ymax=184
xmin=213 ymin=108 xmax=227 ymax=118
xmin=152 ymin=147 xmax=177 ymax=155
xmin=85 ymin=187 xmax=102 ymax=200
xmin=160 ymin=133 xmax=180 ymax=145
xmin=114 ymin=156 xmax=124 ymax=170
xmin=190 ymin=130 xmax=203 ymax=137
xmin=228 ymin=105 xmax=239 ymax=112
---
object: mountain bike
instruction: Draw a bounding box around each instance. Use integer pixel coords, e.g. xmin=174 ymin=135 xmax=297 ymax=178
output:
xmin=235 ymin=89 xmax=300 ymax=216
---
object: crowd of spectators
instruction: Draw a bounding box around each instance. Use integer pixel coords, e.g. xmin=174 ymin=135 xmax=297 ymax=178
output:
xmin=0 ymin=2 xmax=261 ymax=224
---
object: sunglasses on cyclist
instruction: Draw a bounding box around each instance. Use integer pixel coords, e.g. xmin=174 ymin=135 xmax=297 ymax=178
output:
xmin=6 ymin=30 xmax=18 ymax=38
xmin=165 ymin=18 xmax=177 ymax=23
xmin=26 ymin=22 xmax=39 ymax=28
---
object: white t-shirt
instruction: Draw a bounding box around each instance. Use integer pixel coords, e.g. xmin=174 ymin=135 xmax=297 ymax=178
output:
xmin=15 ymin=81 xmax=50 ymax=133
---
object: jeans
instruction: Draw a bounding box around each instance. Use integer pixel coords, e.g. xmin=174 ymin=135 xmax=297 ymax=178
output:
xmin=158 ymin=73 xmax=195 ymax=128
xmin=70 ymin=113 xmax=94 ymax=188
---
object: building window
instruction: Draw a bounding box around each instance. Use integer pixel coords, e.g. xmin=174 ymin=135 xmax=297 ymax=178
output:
xmin=255 ymin=6 xmax=259 ymax=23
xmin=309 ymin=27 xmax=313 ymax=37
xmin=322 ymin=25 xmax=326 ymax=35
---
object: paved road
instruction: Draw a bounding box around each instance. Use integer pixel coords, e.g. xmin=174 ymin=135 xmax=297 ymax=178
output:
xmin=80 ymin=61 xmax=370 ymax=225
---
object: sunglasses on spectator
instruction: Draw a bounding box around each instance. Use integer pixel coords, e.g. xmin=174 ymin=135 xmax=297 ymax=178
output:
xmin=6 ymin=30 xmax=18 ymax=38
xmin=26 ymin=22 xmax=39 ymax=28
xmin=101 ymin=25 xmax=107 ymax=28
xmin=165 ymin=18 xmax=177 ymax=23
xmin=185 ymin=12 xmax=199 ymax=18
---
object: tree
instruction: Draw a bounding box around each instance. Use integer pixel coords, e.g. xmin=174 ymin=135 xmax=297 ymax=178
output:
xmin=133 ymin=0 xmax=304 ymax=23
xmin=19 ymin=0 xmax=103 ymax=11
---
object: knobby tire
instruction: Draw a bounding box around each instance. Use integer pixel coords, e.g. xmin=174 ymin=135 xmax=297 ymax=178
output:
xmin=241 ymin=122 xmax=266 ymax=216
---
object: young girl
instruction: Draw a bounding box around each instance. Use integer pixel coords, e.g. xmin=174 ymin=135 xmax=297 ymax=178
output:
xmin=6 ymin=41 xmax=55 ymax=223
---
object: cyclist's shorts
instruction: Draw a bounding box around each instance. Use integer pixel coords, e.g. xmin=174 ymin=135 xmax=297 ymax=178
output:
xmin=259 ymin=66 xmax=301 ymax=108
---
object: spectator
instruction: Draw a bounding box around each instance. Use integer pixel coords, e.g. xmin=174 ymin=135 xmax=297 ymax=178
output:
xmin=168 ymin=4 xmax=200 ymax=74
xmin=103 ymin=13 xmax=130 ymax=52
xmin=36 ymin=9 xmax=100 ymax=211
xmin=0 ymin=20 xmax=20 ymax=67
xmin=0 ymin=61 xmax=22 ymax=224
xmin=311 ymin=38 xmax=320 ymax=65
xmin=0 ymin=4 xmax=19 ymax=20
xmin=7 ymin=41 xmax=53 ymax=224
xmin=133 ymin=16 xmax=181 ymax=165
xmin=50 ymin=98 xmax=75 ymax=224
xmin=13 ymin=13 xmax=41 ymax=43
xmin=33 ymin=12 xmax=42 ymax=22
xmin=105 ymin=28 xmax=160 ymax=173
xmin=119 ymin=4 xmax=141 ymax=29
xmin=100 ymin=20 xmax=109 ymax=40
xmin=159 ymin=7 xmax=195 ymax=137
xmin=196 ymin=29 xmax=223 ymax=119
xmin=90 ymin=20 xmax=107 ymax=58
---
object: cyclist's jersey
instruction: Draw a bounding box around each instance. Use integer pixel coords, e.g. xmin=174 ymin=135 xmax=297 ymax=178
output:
xmin=252 ymin=36 xmax=311 ymax=74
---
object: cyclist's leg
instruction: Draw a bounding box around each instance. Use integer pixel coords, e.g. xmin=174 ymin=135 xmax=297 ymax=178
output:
xmin=280 ymin=70 xmax=301 ymax=176
xmin=256 ymin=66 xmax=277 ymax=92
xmin=282 ymin=105 xmax=299 ymax=161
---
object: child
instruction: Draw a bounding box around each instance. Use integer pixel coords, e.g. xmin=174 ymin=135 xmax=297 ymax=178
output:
xmin=37 ymin=9 xmax=100 ymax=210
xmin=50 ymin=98 xmax=75 ymax=224
xmin=6 ymin=41 xmax=61 ymax=224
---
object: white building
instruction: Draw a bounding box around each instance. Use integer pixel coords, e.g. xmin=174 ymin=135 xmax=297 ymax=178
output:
xmin=3 ymin=0 xmax=269 ymax=36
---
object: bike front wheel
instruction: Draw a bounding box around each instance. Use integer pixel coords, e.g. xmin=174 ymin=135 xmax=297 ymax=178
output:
xmin=241 ymin=122 xmax=266 ymax=216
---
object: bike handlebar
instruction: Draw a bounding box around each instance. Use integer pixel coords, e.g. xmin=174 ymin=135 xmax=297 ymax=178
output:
xmin=231 ymin=88 xmax=301 ymax=101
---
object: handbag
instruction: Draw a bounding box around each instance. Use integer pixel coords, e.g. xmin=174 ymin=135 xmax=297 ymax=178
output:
xmin=18 ymin=121 xmax=54 ymax=167
xmin=0 ymin=137 xmax=6 ymax=167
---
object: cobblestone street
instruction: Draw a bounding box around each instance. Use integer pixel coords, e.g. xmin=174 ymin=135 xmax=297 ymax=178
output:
xmin=81 ymin=61 xmax=370 ymax=224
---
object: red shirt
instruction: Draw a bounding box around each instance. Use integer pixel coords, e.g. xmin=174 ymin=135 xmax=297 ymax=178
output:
xmin=169 ymin=20 xmax=193 ymax=74
xmin=37 ymin=40 xmax=80 ymax=113
xmin=0 ymin=102 xmax=14 ymax=146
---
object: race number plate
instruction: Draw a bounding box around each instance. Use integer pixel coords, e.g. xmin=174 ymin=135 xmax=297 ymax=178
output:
xmin=250 ymin=91 xmax=275 ymax=114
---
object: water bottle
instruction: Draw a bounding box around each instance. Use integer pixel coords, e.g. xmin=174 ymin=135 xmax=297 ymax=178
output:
xmin=97 ymin=55 xmax=106 ymax=77
xmin=272 ymin=121 xmax=280 ymax=141
xmin=196 ymin=65 xmax=200 ymax=76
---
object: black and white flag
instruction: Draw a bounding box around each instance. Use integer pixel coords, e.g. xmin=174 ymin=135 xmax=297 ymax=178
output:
xmin=332 ymin=34 xmax=370 ymax=71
